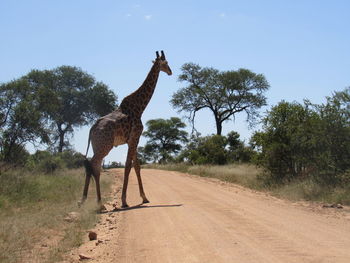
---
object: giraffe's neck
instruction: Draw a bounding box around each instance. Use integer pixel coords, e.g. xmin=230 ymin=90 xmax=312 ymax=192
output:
xmin=120 ymin=62 xmax=160 ymax=118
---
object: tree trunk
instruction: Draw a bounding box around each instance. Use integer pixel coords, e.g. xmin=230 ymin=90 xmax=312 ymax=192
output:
xmin=58 ymin=130 xmax=65 ymax=152
xmin=215 ymin=119 xmax=223 ymax=136
xmin=4 ymin=140 xmax=15 ymax=162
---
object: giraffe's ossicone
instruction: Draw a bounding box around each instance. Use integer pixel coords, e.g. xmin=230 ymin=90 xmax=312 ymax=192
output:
xmin=80 ymin=51 xmax=172 ymax=210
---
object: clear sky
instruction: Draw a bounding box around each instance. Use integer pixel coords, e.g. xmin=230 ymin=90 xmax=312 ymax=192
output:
xmin=1 ymin=0 xmax=349 ymax=164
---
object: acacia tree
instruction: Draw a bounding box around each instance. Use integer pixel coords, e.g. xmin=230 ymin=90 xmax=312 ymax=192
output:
xmin=0 ymin=79 xmax=49 ymax=163
xmin=0 ymin=66 xmax=117 ymax=163
xmin=171 ymin=63 xmax=269 ymax=135
xmin=25 ymin=66 xmax=117 ymax=152
xmin=141 ymin=117 xmax=188 ymax=163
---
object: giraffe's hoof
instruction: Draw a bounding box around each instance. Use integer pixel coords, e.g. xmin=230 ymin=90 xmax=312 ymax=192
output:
xmin=121 ymin=203 xmax=129 ymax=208
xmin=78 ymin=197 xmax=87 ymax=207
xmin=96 ymin=204 xmax=107 ymax=213
xmin=142 ymin=199 xmax=150 ymax=204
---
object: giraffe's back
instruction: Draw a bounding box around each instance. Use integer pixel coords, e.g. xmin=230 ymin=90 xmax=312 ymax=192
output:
xmin=90 ymin=110 xmax=132 ymax=154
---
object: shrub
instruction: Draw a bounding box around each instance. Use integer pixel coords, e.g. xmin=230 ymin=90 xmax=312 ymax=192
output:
xmin=180 ymin=133 xmax=254 ymax=165
xmin=58 ymin=150 xmax=85 ymax=169
xmin=0 ymin=142 xmax=30 ymax=166
xmin=26 ymin=150 xmax=85 ymax=173
xmin=251 ymin=88 xmax=350 ymax=185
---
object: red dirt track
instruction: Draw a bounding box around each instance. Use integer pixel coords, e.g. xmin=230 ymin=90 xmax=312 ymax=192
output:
xmin=67 ymin=169 xmax=350 ymax=263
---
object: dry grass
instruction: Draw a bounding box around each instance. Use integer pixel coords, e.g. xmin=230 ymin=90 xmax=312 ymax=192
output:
xmin=188 ymin=164 xmax=262 ymax=189
xmin=0 ymin=168 xmax=114 ymax=263
xmin=145 ymin=163 xmax=263 ymax=189
xmin=145 ymin=163 xmax=350 ymax=205
xmin=271 ymin=178 xmax=350 ymax=205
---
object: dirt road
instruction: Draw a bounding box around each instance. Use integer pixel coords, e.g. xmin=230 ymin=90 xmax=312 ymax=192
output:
xmin=68 ymin=169 xmax=350 ymax=263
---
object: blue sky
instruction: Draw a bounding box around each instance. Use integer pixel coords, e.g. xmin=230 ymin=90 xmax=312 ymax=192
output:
xmin=1 ymin=1 xmax=349 ymax=163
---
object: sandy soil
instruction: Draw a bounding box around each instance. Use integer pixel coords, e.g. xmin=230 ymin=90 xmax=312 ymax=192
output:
xmin=65 ymin=168 xmax=350 ymax=263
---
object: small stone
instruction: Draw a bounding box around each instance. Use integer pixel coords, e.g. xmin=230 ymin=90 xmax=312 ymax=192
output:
xmin=79 ymin=254 xmax=91 ymax=260
xmin=95 ymin=240 xmax=103 ymax=246
xmin=88 ymin=231 xmax=97 ymax=240
xmin=323 ymin=203 xmax=344 ymax=209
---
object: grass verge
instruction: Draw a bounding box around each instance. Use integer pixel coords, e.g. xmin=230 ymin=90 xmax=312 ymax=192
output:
xmin=0 ymin=168 xmax=114 ymax=263
xmin=145 ymin=163 xmax=350 ymax=205
xmin=145 ymin=163 xmax=262 ymax=190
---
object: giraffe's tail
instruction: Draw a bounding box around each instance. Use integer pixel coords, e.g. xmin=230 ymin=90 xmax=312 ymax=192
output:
xmin=85 ymin=120 xmax=101 ymax=158
xmin=84 ymin=159 xmax=93 ymax=175
xmin=83 ymin=158 xmax=96 ymax=182
xmin=83 ymin=127 xmax=93 ymax=177
xmin=85 ymin=129 xmax=92 ymax=158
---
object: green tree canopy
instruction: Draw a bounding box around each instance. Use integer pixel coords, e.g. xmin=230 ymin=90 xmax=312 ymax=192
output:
xmin=141 ymin=117 xmax=188 ymax=163
xmin=0 ymin=79 xmax=49 ymax=163
xmin=171 ymin=63 xmax=269 ymax=135
xmin=25 ymin=66 xmax=117 ymax=152
xmin=0 ymin=66 xmax=117 ymax=163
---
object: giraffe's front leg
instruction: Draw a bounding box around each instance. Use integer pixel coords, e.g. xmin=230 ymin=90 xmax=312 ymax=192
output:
xmin=121 ymin=150 xmax=133 ymax=208
xmin=133 ymin=156 xmax=149 ymax=204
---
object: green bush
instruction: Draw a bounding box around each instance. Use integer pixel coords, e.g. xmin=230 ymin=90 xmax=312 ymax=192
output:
xmin=0 ymin=142 xmax=30 ymax=166
xmin=58 ymin=150 xmax=85 ymax=169
xmin=180 ymin=133 xmax=254 ymax=165
xmin=26 ymin=150 xmax=85 ymax=173
xmin=251 ymin=88 xmax=350 ymax=185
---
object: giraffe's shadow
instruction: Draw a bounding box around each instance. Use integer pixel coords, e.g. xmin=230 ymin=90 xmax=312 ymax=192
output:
xmin=110 ymin=203 xmax=183 ymax=212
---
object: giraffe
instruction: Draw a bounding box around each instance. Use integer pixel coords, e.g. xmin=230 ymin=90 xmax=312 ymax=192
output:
xmin=81 ymin=51 xmax=172 ymax=209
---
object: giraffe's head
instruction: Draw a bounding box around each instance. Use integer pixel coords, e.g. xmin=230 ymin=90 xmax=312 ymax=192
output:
xmin=154 ymin=50 xmax=172 ymax=76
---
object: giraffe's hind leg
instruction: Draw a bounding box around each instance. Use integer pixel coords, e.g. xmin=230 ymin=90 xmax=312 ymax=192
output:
xmin=90 ymin=155 xmax=109 ymax=212
xmin=78 ymin=159 xmax=93 ymax=207
xmin=89 ymin=131 xmax=114 ymax=211
xmin=83 ymin=145 xmax=113 ymax=211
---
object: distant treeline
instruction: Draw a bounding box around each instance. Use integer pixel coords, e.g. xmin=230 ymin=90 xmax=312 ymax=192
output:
xmin=139 ymin=87 xmax=350 ymax=186
xmin=1 ymin=63 xmax=349 ymax=187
